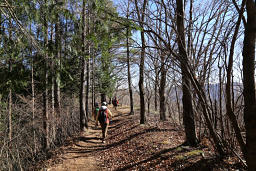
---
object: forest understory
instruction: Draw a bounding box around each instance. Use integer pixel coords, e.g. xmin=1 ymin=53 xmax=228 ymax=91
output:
xmin=36 ymin=106 xmax=245 ymax=171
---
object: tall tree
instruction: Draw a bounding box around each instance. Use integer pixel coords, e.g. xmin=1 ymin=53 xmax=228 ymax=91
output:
xmin=80 ymin=0 xmax=89 ymax=131
xmin=225 ymin=0 xmax=246 ymax=156
xmin=157 ymin=6 xmax=167 ymax=121
xmin=8 ymin=52 xmax=12 ymax=144
xmin=86 ymin=2 xmax=91 ymax=120
xmin=242 ymin=0 xmax=256 ymax=170
xmin=154 ymin=59 xmax=159 ymax=111
xmin=126 ymin=1 xmax=134 ymax=115
xmin=134 ymin=0 xmax=147 ymax=124
xmin=176 ymin=0 xmax=198 ymax=146
xmin=7 ymin=19 xmax=12 ymax=145
xmin=159 ymin=52 xmax=167 ymax=121
xmin=54 ymin=0 xmax=62 ymax=117
xmin=43 ymin=0 xmax=49 ymax=150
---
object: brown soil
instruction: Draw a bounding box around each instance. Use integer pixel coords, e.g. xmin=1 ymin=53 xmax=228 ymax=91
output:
xmin=41 ymin=106 xmax=244 ymax=171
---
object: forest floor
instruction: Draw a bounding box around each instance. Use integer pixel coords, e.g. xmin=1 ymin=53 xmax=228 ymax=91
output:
xmin=39 ymin=106 xmax=244 ymax=171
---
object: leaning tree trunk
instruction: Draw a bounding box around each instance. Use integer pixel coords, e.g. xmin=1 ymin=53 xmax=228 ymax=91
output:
xmin=226 ymin=0 xmax=246 ymax=156
xmin=176 ymin=0 xmax=198 ymax=146
xmin=242 ymin=1 xmax=256 ymax=170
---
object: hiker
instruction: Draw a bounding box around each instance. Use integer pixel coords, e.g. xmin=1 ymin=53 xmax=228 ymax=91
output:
xmin=95 ymin=102 xmax=113 ymax=143
xmin=93 ymin=102 xmax=100 ymax=120
xmin=112 ymin=97 xmax=119 ymax=110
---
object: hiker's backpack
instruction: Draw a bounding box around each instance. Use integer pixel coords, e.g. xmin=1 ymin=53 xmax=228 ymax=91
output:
xmin=99 ymin=108 xmax=108 ymax=124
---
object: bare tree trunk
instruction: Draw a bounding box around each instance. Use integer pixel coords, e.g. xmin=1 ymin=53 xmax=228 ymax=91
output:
xmin=80 ymin=56 xmax=87 ymax=131
xmin=139 ymin=27 xmax=146 ymax=124
xmin=174 ymin=85 xmax=181 ymax=125
xmin=126 ymin=7 xmax=134 ymax=115
xmin=226 ymin=0 xmax=246 ymax=156
xmin=54 ymin=6 xmax=61 ymax=117
xmin=86 ymin=47 xmax=90 ymax=120
xmin=176 ymin=0 xmax=198 ymax=146
xmin=145 ymin=79 xmax=150 ymax=115
xmin=175 ymin=4 xmax=225 ymax=154
xmin=32 ymin=53 xmax=36 ymax=153
xmin=91 ymin=48 xmax=95 ymax=111
xmin=187 ymin=0 xmax=193 ymax=58
xmin=50 ymin=24 xmax=56 ymax=142
xmin=31 ymin=26 xmax=36 ymax=152
xmin=80 ymin=0 xmax=88 ymax=131
xmin=8 ymin=60 xmax=12 ymax=143
xmin=135 ymin=0 xmax=147 ymax=124
xmin=154 ymin=68 xmax=159 ymax=111
xmin=91 ymin=11 xmax=95 ymax=111
xmin=218 ymin=64 xmax=224 ymax=139
xmin=80 ymin=55 xmax=88 ymax=131
xmin=42 ymin=3 xmax=50 ymax=150
xmin=86 ymin=9 xmax=90 ymax=120
xmin=159 ymin=55 xmax=167 ymax=121
xmin=7 ymin=19 xmax=12 ymax=146
xmin=242 ymin=1 xmax=256 ymax=170
xmin=43 ymin=12 xmax=49 ymax=150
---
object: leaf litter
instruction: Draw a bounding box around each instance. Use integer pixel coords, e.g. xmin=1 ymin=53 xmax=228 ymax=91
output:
xmin=41 ymin=106 xmax=245 ymax=171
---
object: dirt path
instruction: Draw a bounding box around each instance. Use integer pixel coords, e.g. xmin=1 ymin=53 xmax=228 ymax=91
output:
xmin=43 ymin=106 xmax=244 ymax=171
xmin=45 ymin=106 xmax=124 ymax=171
xmin=46 ymin=129 xmax=102 ymax=171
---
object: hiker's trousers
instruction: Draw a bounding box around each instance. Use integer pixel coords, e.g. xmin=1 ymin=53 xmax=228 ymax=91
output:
xmin=100 ymin=122 xmax=109 ymax=140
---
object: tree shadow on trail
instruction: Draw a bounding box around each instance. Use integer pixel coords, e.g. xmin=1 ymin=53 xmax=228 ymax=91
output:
xmin=108 ymin=114 xmax=134 ymax=130
xmin=108 ymin=120 xmax=130 ymax=130
xmin=74 ymin=136 xmax=102 ymax=144
xmin=115 ymin=145 xmax=185 ymax=171
xmin=110 ymin=118 xmax=121 ymax=124
xmin=115 ymin=145 xmax=233 ymax=171
xmin=108 ymin=124 xmax=139 ymax=139
xmin=67 ymin=127 xmax=176 ymax=156
xmin=106 ymin=127 xmax=177 ymax=150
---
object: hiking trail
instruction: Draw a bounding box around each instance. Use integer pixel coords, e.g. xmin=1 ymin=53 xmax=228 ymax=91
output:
xmin=44 ymin=106 xmax=125 ymax=171
xmin=41 ymin=106 xmax=243 ymax=171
